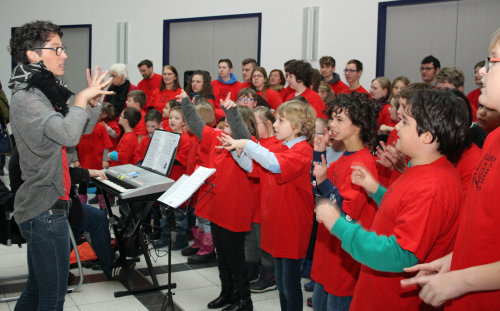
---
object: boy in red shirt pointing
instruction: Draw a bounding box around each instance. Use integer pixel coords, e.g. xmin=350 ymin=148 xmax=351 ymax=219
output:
xmin=316 ymin=89 xmax=469 ymax=310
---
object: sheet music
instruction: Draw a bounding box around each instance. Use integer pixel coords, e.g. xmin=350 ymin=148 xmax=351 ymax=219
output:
xmin=157 ymin=166 xmax=216 ymax=208
xmin=142 ymin=130 xmax=180 ymax=175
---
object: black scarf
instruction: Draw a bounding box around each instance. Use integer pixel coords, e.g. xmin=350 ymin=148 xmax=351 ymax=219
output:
xmin=8 ymin=61 xmax=73 ymax=116
xmin=107 ymin=80 xmax=131 ymax=115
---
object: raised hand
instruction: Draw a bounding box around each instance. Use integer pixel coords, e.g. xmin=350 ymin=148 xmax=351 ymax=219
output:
xmin=176 ymin=89 xmax=189 ymax=102
xmin=216 ymin=132 xmax=247 ymax=156
xmin=220 ymin=92 xmax=237 ymax=110
xmin=78 ymin=67 xmax=114 ymax=108
xmin=312 ymin=154 xmax=328 ymax=184
xmin=313 ymin=128 xmax=330 ymax=152
xmin=351 ymin=165 xmax=379 ymax=194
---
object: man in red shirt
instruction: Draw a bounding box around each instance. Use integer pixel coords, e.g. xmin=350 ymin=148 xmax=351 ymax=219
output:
xmin=137 ymin=59 xmax=162 ymax=110
xmin=343 ymin=59 xmax=369 ymax=95
xmin=241 ymin=58 xmax=257 ymax=89
xmin=211 ymin=59 xmax=241 ymax=105
xmin=319 ymin=56 xmax=349 ymax=95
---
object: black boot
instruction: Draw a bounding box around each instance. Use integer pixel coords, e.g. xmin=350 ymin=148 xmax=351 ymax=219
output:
xmin=207 ymin=291 xmax=235 ymax=309
xmin=246 ymin=261 xmax=259 ymax=283
xmin=222 ymin=296 xmax=253 ymax=311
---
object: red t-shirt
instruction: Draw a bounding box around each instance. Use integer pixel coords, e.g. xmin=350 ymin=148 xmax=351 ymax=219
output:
xmin=378 ymin=104 xmax=397 ymax=128
xmin=447 ymin=127 xmax=500 ymax=311
xmin=250 ymin=136 xmax=282 ymax=224
xmin=311 ymin=148 xmax=378 ymax=296
xmin=103 ymin=120 xmax=121 ymax=150
xmin=77 ymin=122 xmax=113 ymax=169
xmin=211 ymin=80 xmax=241 ymax=106
xmin=347 ymin=85 xmax=369 ymax=95
xmin=285 ymin=88 xmax=327 ymax=119
xmin=133 ymin=110 xmax=147 ymax=138
xmin=150 ymin=88 xmax=183 ymax=113
xmin=279 ymin=85 xmax=294 ymax=102
xmin=193 ymin=127 xmax=255 ymax=232
xmin=350 ymin=156 xmax=462 ymax=311
xmin=455 ymin=144 xmax=481 ymax=194
xmin=328 ymin=80 xmax=349 ymax=95
xmin=259 ymin=140 xmax=314 ymax=259
xmin=138 ymin=74 xmax=162 ymax=111
xmin=257 ymin=89 xmax=283 ymax=110
xmin=466 ymin=88 xmax=481 ymax=122
xmin=59 ymin=146 xmax=71 ymax=201
xmin=132 ymin=135 xmax=150 ymax=165
xmin=109 ymin=132 xmax=139 ymax=166
xmin=168 ymin=132 xmax=191 ymax=181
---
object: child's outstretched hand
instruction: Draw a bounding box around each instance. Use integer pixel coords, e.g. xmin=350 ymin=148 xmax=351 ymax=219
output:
xmin=220 ymin=92 xmax=237 ymax=110
xmin=375 ymin=141 xmax=393 ymax=169
xmin=176 ymin=89 xmax=188 ymax=102
xmin=351 ymin=165 xmax=379 ymax=194
xmin=216 ymin=132 xmax=247 ymax=156
xmin=315 ymin=198 xmax=341 ymax=232
xmin=386 ymin=144 xmax=407 ymax=173
xmin=401 ymin=253 xmax=453 ymax=285
xmin=312 ymin=154 xmax=328 ymax=184
xmin=313 ymin=128 xmax=330 ymax=152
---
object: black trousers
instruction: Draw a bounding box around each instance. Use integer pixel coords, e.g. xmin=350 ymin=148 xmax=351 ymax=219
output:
xmin=211 ymin=222 xmax=250 ymax=299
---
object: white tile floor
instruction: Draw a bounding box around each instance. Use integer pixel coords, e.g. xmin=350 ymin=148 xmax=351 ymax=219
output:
xmin=0 ymin=171 xmax=312 ymax=310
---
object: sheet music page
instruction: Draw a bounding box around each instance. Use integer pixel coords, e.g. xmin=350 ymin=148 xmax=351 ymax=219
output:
xmin=142 ymin=130 xmax=180 ymax=175
xmin=157 ymin=166 xmax=216 ymax=208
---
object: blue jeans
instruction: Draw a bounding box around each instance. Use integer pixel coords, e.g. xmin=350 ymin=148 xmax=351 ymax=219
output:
xmin=76 ymin=204 xmax=115 ymax=277
xmin=274 ymin=258 xmax=304 ymax=311
xmin=312 ymin=283 xmax=352 ymax=311
xmin=15 ymin=208 xmax=70 ymax=311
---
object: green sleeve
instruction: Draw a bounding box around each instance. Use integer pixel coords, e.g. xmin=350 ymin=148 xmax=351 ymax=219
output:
xmin=331 ymin=217 xmax=419 ymax=273
xmin=369 ymin=184 xmax=386 ymax=207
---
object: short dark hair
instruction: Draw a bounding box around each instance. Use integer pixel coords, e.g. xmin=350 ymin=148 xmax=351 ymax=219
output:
xmin=406 ymin=89 xmax=468 ymax=163
xmin=286 ymin=60 xmax=313 ymax=87
xmin=284 ymin=59 xmax=296 ymax=71
xmin=347 ymin=59 xmax=363 ymax=71
xmin=325 ymin=92 xmax=378 ymax=147
xmin=127 ymin=90 xmax=146 ymax=108
xmin=421 ymin=55 xmax=441 ymax=69
xmin=319 ymin=56 xmax=335 ymax=67
xmin=123 ymin=107 xmax=142 ymax=129
xmin=242 ymin=58 xmax=257 ymax=66
xmin=218 ymin=59 xmax=233 ymax=69
xmin=474 ymin=60 xmax=486 ymax=69
xmin=9 ymin=20 xmax=63 ymax=64
xmin=137 ymin=59 xmax=153 ymax=68
xmin=145 ymin=109 xmax=162 ymax=124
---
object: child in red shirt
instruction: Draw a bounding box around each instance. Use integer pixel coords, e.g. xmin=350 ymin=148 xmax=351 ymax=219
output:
xmin=180 ymin=90 xmax=256 ymax=310
xmin=219 ymin=100 xmax=316 ymax=310
xmin=99 ymin=102 xmax=121 ymax=150
xmin=284 ymin=60 xmax=327 ymax=118
xmin=402 ymin=33 xmax=500 ymax=310
xmin=108 ymin=107 xmax=141 ymax=166
xmin=132 ymin=109 xmax=162 ymax=165
xmin=311 ymin=92 xmax=379 ymax=309
xmin=316 ymin=89 xmax=469 ymax=310
xmin=126 ymin=90 xmax=147 ymax=142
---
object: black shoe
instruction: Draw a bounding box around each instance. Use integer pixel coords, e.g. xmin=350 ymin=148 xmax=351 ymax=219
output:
xmin=181 ymin=246 xmax=199 ymax=256
xmin=222 ymin=297 xmax=253 ymax=311
xmin=187 ymin=252 xmax=216 ymax=264
xmin=249 ymin=276 xmax=276 ymax=293
xmin=207 ymin=293 xmax=234 ymax=309
xmin=153 ymin=238 xmax=170 ymax=248
xmin=171 ymin=240 xmax=189 ymax=251
xmin=88 ymin=196 xmax=98 ymax=204
xmin=304 ymin=279 xmax=315 ymax=292
xmin=307 ymin=297 xmax=312 ymax=308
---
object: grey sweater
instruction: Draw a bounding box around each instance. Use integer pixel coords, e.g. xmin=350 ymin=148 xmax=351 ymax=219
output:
xmin=10 ymin=86 xmax=100 ymax=224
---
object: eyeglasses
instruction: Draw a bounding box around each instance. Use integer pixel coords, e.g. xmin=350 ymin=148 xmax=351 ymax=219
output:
xmin=343 ymin=69 xmax=359 ymax=74
xmin=419 ymin=66 xmax=435 ymax=72
xmin=252 ymin=74 xmax=264 ymax=79
xmin=32 ymin=46 xmax=66 ymax=56
xmin=238 ymin=97 xmax=255 ymax=102
xmin=486 ymin=57 xmax=500 ymax=72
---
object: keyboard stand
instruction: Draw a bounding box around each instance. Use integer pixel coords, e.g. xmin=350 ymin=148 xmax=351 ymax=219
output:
xmin=95 ymin=183 xmax=176 ymax=298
